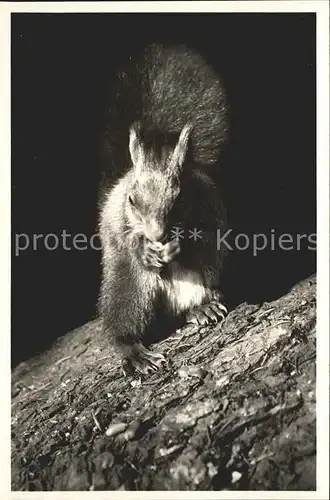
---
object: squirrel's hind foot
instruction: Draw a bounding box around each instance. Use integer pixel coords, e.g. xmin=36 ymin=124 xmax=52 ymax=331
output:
xmin=186 ymin=294 xmax=228 ymax=327
xmin=121 ymin=343 xmax=167 ymax=376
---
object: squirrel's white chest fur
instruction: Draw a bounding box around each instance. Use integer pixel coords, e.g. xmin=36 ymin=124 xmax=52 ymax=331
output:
xmin=159 ymin=262 xmax=207 ymax=314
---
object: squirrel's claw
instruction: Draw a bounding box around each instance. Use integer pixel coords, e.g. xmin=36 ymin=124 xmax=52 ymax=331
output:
xmin=186 ymin=297 xmax=228 ymax=327
xmin=121 ymin=344 xmax=167 ymax=376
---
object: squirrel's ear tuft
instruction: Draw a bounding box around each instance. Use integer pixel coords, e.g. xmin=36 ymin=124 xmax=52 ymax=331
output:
xmin=171 ymin=123 xmax=193 ymax=171
xmin=129 ymin=121 xmax=144 ymax=169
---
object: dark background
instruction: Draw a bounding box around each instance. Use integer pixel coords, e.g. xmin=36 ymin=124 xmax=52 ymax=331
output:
xmin=11 ymin=13 xmax=316 ymax=367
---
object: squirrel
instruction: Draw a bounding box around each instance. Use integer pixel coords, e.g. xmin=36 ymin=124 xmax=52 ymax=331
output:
xmin=98 ymin=43 xmax=229 ymax=375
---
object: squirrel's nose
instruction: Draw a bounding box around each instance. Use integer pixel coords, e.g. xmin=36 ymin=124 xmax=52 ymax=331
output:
xmin=145 ymin=222 xmax=167 ymax=243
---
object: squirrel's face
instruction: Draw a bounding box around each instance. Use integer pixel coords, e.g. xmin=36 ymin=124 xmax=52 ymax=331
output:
xmin=126 ymin=169 xmax=180 ymax=243
xmin=126 ymin=121 xmax=192 ymax=243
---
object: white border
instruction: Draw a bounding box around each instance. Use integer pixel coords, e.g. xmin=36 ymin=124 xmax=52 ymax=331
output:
xmin=1 ymin=2 xmax=329 ymax=499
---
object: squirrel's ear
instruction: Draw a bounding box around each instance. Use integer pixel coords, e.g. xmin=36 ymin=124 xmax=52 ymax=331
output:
xmin=171 ymin=123 xmax=193 ymax=170
xmin=129 ymin=121 xmax=144 ymax=169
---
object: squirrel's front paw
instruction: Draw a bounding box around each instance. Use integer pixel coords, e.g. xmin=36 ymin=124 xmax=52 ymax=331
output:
xmin=138 ymin=238 xmax=164 ymax=269
xmin=159 ymin=239 xmax=180 ymax=263
xmin=138 ymin=238 xmax=180 ymax=269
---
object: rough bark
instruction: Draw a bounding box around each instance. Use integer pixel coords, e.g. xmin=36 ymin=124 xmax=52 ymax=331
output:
xmin=11 ymin=275 xmax=316 ymax=491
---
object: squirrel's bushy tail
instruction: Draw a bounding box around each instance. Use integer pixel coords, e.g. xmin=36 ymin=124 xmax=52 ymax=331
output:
xmin=101 ymin=43 xmax=229 ymax=190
